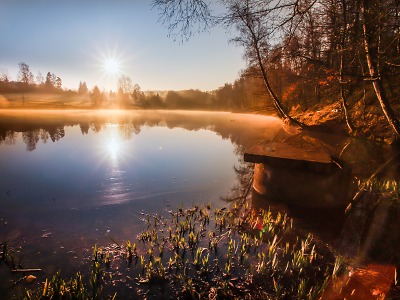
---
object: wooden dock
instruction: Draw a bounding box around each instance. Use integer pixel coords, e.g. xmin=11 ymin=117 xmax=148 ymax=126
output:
xmin=244 ymin=142 xmax=336 ymax=174
xmin=244 ymin=142 xmax=352 ymax=207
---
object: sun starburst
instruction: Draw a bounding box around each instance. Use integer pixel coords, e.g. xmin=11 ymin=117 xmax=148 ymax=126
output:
xmin=103 ymin=58 xmax=121 ymax=75
xmin=93 ymin=42 xmax=133 ymax=91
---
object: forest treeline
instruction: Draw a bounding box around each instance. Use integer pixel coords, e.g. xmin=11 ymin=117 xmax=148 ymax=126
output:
xmin=0 ymin=111 xmax=278 ymax=151
xmin=153 ymin=0 xmax=400 ymax=141
xmin=0 ymin=62 xmax=269 ymax=111
xmin=2 ymin=0 xmax=400 ymax=140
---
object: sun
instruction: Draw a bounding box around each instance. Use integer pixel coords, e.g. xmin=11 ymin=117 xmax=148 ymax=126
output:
xmin=94 ymin=43 xmax=134 ymax=90
xmin=103 ymin=58 xmax=121 ymax=75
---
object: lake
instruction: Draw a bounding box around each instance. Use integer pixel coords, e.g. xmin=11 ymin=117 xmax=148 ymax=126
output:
xmin=1 ymin=109 xmax=399 ymax=298
xmin=0 ymin=110 xmax=284 ymax=276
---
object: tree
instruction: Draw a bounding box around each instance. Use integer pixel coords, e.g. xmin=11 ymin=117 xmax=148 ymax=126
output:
xmin=44 ymin=72 xmax=61 ymax=91
xmin=36 ymin=71 xmax=44 ymax=85
xmin=117 ymin=75 xmax=134 ymax=94
xmin=215 ymin=83 xmax=236 ymax=109
xmin=0 ymin=68 xmax=10 ymax=83
xmin=165 ymin=91 xmax=185 ymax=108
xmin=118 ymin=75 xmax=137 ymax=107
xmin=153 ymin=0 xmax=214 ymax=41
xmin=51 ymin=73 xmax=57 ymax=87
xmin=78 ymin=81 xmax=88 ymax=95
xmin=132 ymin=83 xmax=142 ymax=102
xmin=154 ymin=0 xmax=400 ymax=139
xmin=361 ymin=0 xmax=400 ymax=139
xmin=18 ymin=62 xmax=34 ymax=85
xmin=227 ymin=1 xmax=300 ymax=123
xmin=45 ymin=72 xmax=54 ymax=89
xmin=55 ymin=77 xmax=62 ymax=90
xmin=0 ymin=68 xmax=11 ymax=92
xmin=154 ymin=0 xmax=308 ymax=126
xmin=90 ymin=85 xmax=103 ymax=106
xmin=337 ymin=0 xmax=354 ymax=133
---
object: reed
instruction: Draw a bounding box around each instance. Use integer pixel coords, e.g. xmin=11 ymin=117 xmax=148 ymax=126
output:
xmin=15 ymin=201 xmax=350 ymax=299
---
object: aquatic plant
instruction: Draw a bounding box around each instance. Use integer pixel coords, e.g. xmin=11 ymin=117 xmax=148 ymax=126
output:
xmin=23 ymin=267 xmax=114 ymax=300
xmin=364 ymin=178 xmax=399 ymax=198
xmin=89 ymin=204 xmax=344 ymax=298
xmin=6 ymin=201 xmax=353 ymax=299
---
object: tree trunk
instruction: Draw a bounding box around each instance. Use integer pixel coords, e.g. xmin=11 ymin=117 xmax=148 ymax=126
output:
xmin=339 ymin=73 xmax=353 ymax=133
xmin=339 ymin=0 xmax=354 ymax=134
xmin=362 ymin=0 xmax=400 ymax=140
xmin=252 ymin=36 xmax=303 ymax=127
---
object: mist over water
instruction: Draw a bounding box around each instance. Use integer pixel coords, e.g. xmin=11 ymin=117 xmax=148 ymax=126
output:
xmin=0 ymin=110 xmax=283 ymax=274
xmin=1 ymin=109 xmax=399 ymax=298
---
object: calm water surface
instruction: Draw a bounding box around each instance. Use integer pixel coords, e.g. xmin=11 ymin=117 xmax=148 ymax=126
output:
xmin=1 ymin=109 xmax=399 ymax=291
xmin=0 ymin=110 xmax=282 ymax=275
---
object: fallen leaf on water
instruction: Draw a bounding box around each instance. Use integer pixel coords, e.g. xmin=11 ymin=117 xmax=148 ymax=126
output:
xmin=25 ymin=275 xmax=36 ymax=284
xmin=372 ymin=289 xmax=383 ymax=296
xmin=41 ymin=232 xmax=52 ymax=238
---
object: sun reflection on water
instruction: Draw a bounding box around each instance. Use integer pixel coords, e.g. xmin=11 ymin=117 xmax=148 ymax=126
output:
xmin=100 ymin=124 xmax=127 ymax=162
xmin=99 ymin=124 xmax=133 ymax=204
xmin=107 ymin=137 xmax=121 ymax=160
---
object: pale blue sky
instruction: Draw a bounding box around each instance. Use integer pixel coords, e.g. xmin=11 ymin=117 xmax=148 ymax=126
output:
xmin=0 ymin=1 xmax=245 ymax=91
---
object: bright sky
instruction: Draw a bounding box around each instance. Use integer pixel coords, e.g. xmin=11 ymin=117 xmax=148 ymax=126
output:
xmin=0 ymin=1 xmax=245 ymax=92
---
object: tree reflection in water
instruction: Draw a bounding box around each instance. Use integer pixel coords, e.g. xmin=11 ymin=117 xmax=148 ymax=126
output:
xmin=1 ymin=110 xmax=399 ymax=298
xmin=222 ymin=154 xmax=347 ymax=243
xmin=1 ymin=109 xmax=398 ymax=259
xmin=223 ymin=150 xmax=400 ymax=298
xmin=0 ymin=110 xmax=284 ymax=152
xmin=226 ymin=143 xmax=400 ymax=280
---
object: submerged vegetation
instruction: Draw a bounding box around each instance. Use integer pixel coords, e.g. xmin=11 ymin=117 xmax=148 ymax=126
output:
xmin=1 ymin=162 xmax=400 ymax=299
xmin=2 ymin=1 xmax=400 ymax=299
xmin=1 ymin=203 xmax=346 ymax=299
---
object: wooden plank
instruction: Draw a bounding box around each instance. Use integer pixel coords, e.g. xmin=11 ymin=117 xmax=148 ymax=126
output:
xmin=244 ymin=142 xmax=335 ymax=173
